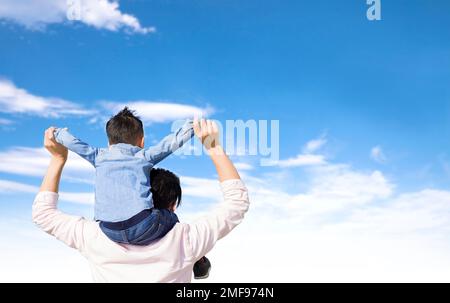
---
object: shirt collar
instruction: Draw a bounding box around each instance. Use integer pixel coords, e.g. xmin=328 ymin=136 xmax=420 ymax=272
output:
xmin=109 ymin=143 xmax=142 ymax=152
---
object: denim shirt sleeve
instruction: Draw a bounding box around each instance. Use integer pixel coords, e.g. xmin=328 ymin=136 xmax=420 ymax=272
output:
xmin=142 ymin=119 xmax=194 ymax=165
xmin=54 ymin=128 xmax=98 ymax=166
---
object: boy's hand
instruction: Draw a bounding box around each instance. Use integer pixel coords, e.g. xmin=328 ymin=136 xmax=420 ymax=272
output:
xmin=193 ymin=118 xmax=221 ymax=152
xmin=44 ymin=127 xmax=68 ymax=162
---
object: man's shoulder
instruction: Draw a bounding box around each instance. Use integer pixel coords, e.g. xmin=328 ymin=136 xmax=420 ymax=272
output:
xmin=77 ymin=220 xmax=115 ymax=252
xmin=172 ymin=222 xmax=190 ymax=234
xmin=164 ymin=222 xmax=194 ymax=243
xmin=79 ymin=220 xmax=102 ymax=240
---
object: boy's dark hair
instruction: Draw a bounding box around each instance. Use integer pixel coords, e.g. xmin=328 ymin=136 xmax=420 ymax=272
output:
xmin=106 ymin=107 xmax=144 ymax=145
xmin=150 ymin=168 xmax=182 ymax=210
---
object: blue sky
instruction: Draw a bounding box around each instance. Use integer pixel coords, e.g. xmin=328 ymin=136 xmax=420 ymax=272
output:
xmin=0 ymin=0 xmax=450 ymax=282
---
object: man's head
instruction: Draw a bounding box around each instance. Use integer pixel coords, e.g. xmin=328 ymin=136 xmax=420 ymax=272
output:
xmin=150 ymin=168 xmax=182 ymax=211
xmin=106 ymin=107 xmax=144 ymax=147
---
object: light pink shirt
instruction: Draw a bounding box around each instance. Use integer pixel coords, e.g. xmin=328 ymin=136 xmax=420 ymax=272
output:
xmin=32 ymin=179 xmax=249 ymax=283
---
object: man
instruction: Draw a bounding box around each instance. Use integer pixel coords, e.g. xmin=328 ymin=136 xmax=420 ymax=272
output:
xmin=32 ymin=119 xmax=250 ymax=282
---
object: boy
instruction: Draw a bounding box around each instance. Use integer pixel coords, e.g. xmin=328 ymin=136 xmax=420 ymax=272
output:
xmin=54 ymin=107 xmax=211 ymax=279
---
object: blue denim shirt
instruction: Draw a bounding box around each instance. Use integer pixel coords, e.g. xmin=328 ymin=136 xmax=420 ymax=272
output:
xmin=54 ymin=120 xmax=194 ymax=222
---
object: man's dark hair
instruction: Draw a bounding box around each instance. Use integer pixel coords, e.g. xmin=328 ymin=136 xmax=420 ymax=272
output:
xmin=106 ymin=107 xmax=144 ymax=145
xmin=150 ymin=168 xmax=182 ymax=210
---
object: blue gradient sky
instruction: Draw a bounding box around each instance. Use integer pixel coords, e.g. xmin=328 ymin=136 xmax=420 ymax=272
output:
xmin=0 ymin=0 xmax=449 ymax=282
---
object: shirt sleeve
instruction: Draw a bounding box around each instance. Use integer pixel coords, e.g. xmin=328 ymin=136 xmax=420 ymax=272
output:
xmin=142 ymin=119 xmax=194 ymax=165
xmin=186 ymin=179 xmax=250 ymax=260
xmin=54 ymin=128 xmax=98 ymax=166
xmin=32 ymin=191 xmax=89 ymax=252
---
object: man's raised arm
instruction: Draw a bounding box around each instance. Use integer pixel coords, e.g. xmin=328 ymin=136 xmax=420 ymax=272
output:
xmin=187 ymin=119 xmax=250 ymax=260
xmin=32 ymin=127 xmax=88 ymax=251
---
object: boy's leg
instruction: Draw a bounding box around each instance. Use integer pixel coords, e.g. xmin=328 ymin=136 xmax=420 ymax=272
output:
xmin=100 ymin=209 xmax=178 ymax=245
xmin=129 ymin=208 xmax=179 ymax=245
xmin=99 ymin=222 xmax=130 ymax=244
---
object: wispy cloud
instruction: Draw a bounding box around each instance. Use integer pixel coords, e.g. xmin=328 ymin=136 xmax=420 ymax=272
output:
xmin=181 ymin=176 xmax=221 ymax=200
xmin=0 ymin=179 xmax=93 ymax=204
xmin=0 ymin=0 xmax=155 ymax=34
xmin=0 ymin=179 xmax=37 ymax=194
xmin=234 ymin=162 xmax=254 ymax=171
xmin=0 ymin=118 xmax=13 ymax=125
xmin=286 ymin=166 xmax=393 ymax=217
xmin=334 ymin=189 xmax=450 ymax=234
xmin=304 ymin=134 xmax=327 ymax=154
xmin=208 ymin=185 xmax=450 ymax=282
xmin=274 ymin=135 xmax=328 ymax=168
xmin=371 ymin=145 xmax=387 ymax=164
xmin=203 ymin=148 xmax=450 ymax=282
xmin=59 ymin=192 xmax=94 ymax=205
xmin=276 ymin=154 xmax=326 ymax=168
xmin=168 ymin=140 xmax=450 ymax=282
xmin=243 ymin=165 xmax=393 ymax=222
xmin=0 ymin=79 xmax=93 ymax=118
xmin=0 ymin=147 xmax=94 ymax=181
xmin=102 ymin=101 xmax=213 ymax=124
xmin=0 ymin=79 xmax=212 ymax=125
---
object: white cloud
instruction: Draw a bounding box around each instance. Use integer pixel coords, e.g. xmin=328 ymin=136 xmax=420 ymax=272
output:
xmin=0 ymin=179 xmax=93 ymax=204
xmin=286 ymin=166 xmax=393 ymax=218
xmin=241 ymin=163 xmax=393 ymax=224
xmin=0 ymin=79 xmax=213 ymax=125
xmin=0 ymin=0 xmax=66 ymax=28
xmin=0 ymin=230 xmax=91 ymax=282
xmin=304 ymin=135 xmax=327 ymax=153
xmin=102 ymin=101 xmax=214 ymax=124
xmin=0 ymin=0 xmax=155 ymax=34
xmin=59 ymin=191 xmax=94 ymax=205
xmin=276 ymin=154 xmax=326 ymax=167
xmin=371 ymin=145 xmax=387 ymax=163
xmin=0 ymin=179 xmax=37 ymax=194
xmin=0 ymin=79 xmax=93 ymax=118
xmin=0 ymin=118 xmax=13 ymax=125
xmin=234 ymin=162 xmax=254 ymax=171
xmin=202 ymin=162 xmax=450 ymax=282
xmin=0 ymin=147 xmax=94 ymax=181
xmin=274 ymin=135 xmax=328 ymax=167
xmin=185 ymin=141 xmax=450 ymax=282
xmin=332 ymin=189 xmax=450 ymax=234
xmin=207 ymin=214 xmax=450 ymax=282
xmin=181 ymin=176 xmax=221 ymax=200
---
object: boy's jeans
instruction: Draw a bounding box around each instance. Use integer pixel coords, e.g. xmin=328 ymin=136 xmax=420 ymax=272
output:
xmin=99 ymin=209 xmax=179 ymax=246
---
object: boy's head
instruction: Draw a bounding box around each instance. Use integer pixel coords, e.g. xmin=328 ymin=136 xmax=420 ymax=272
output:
xmin=150 ymin=168 xmax=182 ymax=211
xmin=106 ymin=107 xmax=144 ymax=147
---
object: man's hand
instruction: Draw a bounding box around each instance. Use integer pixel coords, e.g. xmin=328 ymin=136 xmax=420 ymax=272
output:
xmin=193 ymin=118 xmax=221 ymax=153
xmin=194 ymin=118 xmax=239 ymax=181
xmin=44 ymin=127 xmax=68 ymax=162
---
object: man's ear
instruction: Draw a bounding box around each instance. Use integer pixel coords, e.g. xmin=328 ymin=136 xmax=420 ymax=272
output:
xmin=138 ymin=137 xmax=145 ymax=148
xmin=171 ymin=203 xmax=177 ymax=212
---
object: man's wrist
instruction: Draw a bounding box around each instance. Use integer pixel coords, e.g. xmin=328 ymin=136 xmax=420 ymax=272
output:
xmin=207 ymin=145 xmax=225 ymax=157
xmin=50 ymin=156 xmax=67 ymax=165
